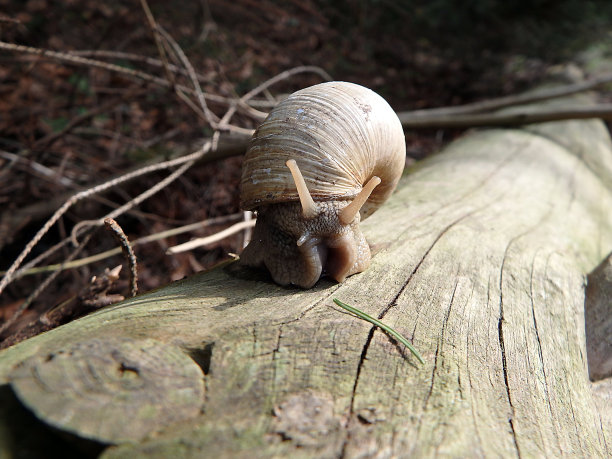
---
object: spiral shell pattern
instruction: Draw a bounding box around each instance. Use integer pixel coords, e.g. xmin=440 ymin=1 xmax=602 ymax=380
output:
xmin=240 ymin=81 xmax=405 ymax=219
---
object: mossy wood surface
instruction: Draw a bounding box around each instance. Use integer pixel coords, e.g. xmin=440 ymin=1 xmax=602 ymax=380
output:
xmin=1 ymin=114 xmax=612 ymax=458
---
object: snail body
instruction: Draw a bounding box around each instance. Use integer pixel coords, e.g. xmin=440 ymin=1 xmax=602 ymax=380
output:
xmin=240 ymin=81 xmax=405 ymax=288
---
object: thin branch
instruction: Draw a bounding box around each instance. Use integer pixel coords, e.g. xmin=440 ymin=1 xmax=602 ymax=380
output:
xmin=10 ymin=238 xmax=73 ymax=278
xmin=5 ymin=213 xmax=244 ymax=278
xmin=399 ymin=104 xmax=612 ymax=129
xmin=197 ymin=0 xmax=216 ymax=42
xmin=0 ymin=232 xmax=94 ymax=337
xmin=166 ymin=220 xmax=256 ymax=254
xmin=69 ymin=49 xmax=213 ymax=83
xmin=139 ymin=0 xmax=176 ymax=89
xmin=104 ymin=218 xmax=138 ymax=297
xmin=70 ymin=142 xmax=211 ymax=244
xmin=0 ymin=146 xmax=210 ymax=297
xmin=1 ymin=41 xmax=170 ymax=89
xmin=220 ymin=65 xmax=334 ymax=126
xmin=0 ymin=131 xmax=252 ymax=255
xmin=155 ymin=26 xmax=218 ymax=127
xmin=0 ymin=151 xmax=74 ymax=187
xmin=175 ymin=89 xmax=213 ymax=123
xmin=404 ymin=72 xmax=612 ymax=118
xmin=243 ymin=65 xmax=332 ymax=101
xmin=1 ymin=41 xmax=333 ymax=125
xmin=0 ymin=41 xmax=233 ymax=108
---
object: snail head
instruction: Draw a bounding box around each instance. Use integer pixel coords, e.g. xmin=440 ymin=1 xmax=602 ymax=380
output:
xmin=240 ymin=159 xmax=381 ymax=288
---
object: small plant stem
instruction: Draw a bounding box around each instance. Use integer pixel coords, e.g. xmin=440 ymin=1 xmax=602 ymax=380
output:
xmin=333 ymin=298 xmax=425 ymax=364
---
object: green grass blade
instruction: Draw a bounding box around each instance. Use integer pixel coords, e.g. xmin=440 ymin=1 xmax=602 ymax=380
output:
xmin=333 ymin=298 xmax=425 ymax=365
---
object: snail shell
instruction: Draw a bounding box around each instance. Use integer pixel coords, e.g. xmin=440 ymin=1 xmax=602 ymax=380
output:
xmin=240 ymin=81 xmax=405 ymax=288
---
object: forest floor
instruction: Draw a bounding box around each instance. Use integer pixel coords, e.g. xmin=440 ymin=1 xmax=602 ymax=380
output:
xmin=0 ymin=0 xmax=597 ymax=346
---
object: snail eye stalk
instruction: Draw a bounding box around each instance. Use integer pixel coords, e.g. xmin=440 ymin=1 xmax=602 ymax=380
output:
xmin=286 ymin=159 xmax=318 ymax=219
xmin=339 ymin=176 xmax=381 ymax=225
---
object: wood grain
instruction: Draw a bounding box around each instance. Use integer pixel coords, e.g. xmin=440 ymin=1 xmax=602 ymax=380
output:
xmin=1 ymin=114 xmax=611 ymax=457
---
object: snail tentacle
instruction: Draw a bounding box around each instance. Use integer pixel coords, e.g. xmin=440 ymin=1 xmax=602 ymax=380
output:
xmin=286 ymin=159 xmax=317 ymax=219
xmin=339 ymin=176 xmax=381 ymax=225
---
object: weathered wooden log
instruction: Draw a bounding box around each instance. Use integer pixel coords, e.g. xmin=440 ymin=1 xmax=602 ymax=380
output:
xmin=1 ymin=98 xmax=612 ymax=458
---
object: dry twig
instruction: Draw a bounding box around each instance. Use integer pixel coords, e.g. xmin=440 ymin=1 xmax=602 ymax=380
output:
xmin=140 ymin=0 xmax=176 ymax=89
xmin=166 ymin=219 xmax=256 ymax=254
xmin=0 ymin=151 xmax=74 ymax=187
xmin=5 ymin=213 xmax=244 ymax=278
xmin=104 ymin=218 xmax=138 ymax=297
xmin=217 ymin=65 xmax=334 ymax=126
xmin=406 ymin=72 xmax=612 ymax=118
xmin=69 ymin=49 xmax=213 ymax=83
xmin=0 ymin=41 xmax=241 ymax=110
xmin=0 ymin=232 xmax=94 ymax=337
xmin=70 ymin=142 xmax=210 ymax=244
xmin=0 ymin=146 xmax=210 ymax=297
xmin=155 ymin=26 xmax=218 ymax=128
xmin=399 ymin=103 xmax=612 ymax=128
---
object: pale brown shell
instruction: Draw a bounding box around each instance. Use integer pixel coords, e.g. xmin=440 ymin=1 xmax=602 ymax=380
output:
xmin=240 ymin=81 xmax=405 ymax=219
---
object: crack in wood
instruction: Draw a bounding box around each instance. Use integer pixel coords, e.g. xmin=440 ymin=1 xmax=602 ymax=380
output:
xmin=499 ymin=240 xmax=521 ymax=459
xmin=529 ymin=250 xmax=562 ymax=452
xmin=251 ymin=324 xmax=257 ymax=356
xmin=422 ymin=279 xmax=459 ymax=412
xmin=339 ymin=325 xmax=376 ymax=459
xmin=270 ymin=325 xmax=284 ymax=395
xmin=497 ymin=181 xmax=559 ymax=456
xmin=341 ymin=212 xmax=476 ymax=458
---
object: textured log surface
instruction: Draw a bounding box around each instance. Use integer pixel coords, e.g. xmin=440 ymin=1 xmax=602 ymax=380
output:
xmin=1 ymin=110 xmax=612 ymax=458
xmin=9 ymin=337 xmax=205 ymax=444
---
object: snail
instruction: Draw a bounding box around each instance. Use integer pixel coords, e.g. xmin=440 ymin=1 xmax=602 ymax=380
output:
xmin=239 ymin=81 xmax=405 ymax=288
